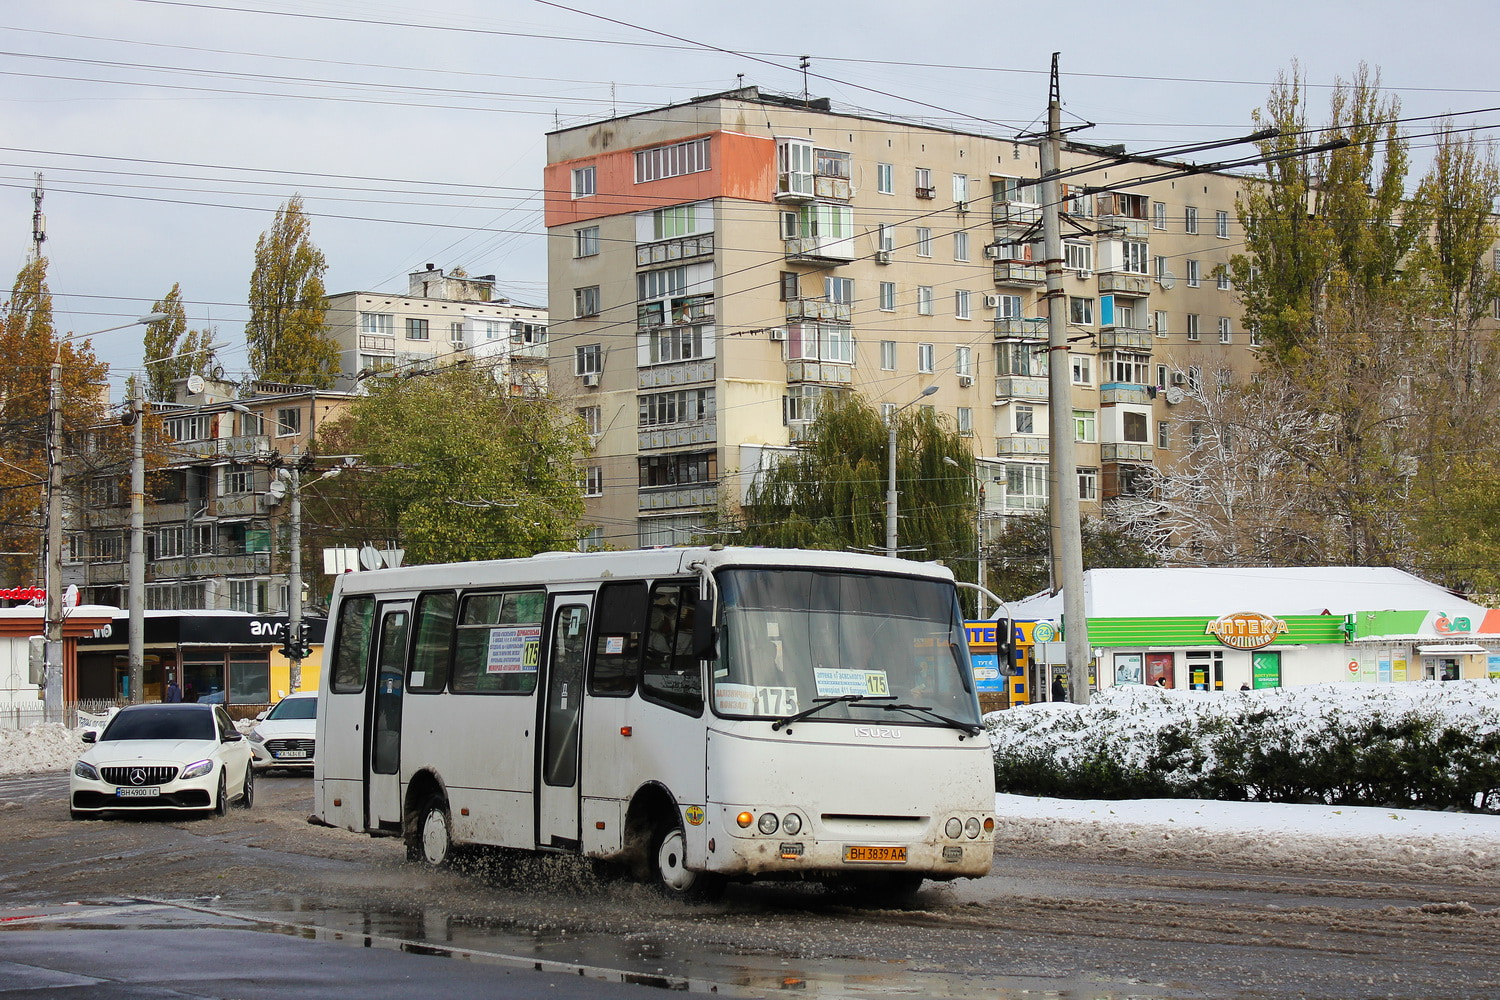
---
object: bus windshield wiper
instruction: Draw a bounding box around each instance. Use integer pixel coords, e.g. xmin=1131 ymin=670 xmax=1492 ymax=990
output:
xmin=880 ymin=703 xmax=984 ymax=739
xmin=771 ymin=694 xmax=892 ymax=731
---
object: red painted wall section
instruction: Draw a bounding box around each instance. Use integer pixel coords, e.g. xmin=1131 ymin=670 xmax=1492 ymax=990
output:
xmin=545 ymin=131 xmax=776 ymax=227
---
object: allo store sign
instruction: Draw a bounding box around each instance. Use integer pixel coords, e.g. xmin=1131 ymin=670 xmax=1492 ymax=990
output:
xmin=1205 ymin=611 xmax=1288 ymax=650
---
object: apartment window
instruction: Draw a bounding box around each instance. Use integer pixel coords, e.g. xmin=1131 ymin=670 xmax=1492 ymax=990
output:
xmin=999 ymin=341 xmax=1044 ymax=377
xmin=786 ymin=323 xmax=853 ymax=364
xmin=224 ymin=464 xmax=254 ymax=495
xmin=1184 ymin=206 xmax=1198 ymax=233
xmin=1074 ymin=409 xmax=1097 ymax=442
xmin=578 ymin=527 xmax=603 ymax=552
xmin=915 ymin=167 xmax=934 ymax=197
xmin=952 ymin=173 xmax=969 ymax=204
xmin=957 ymin=407 xmax=973 ymax=437
xmin=918 ymin=343 xmax=934 ymax=373
xmin=575 ymin=344 xmax=602 ymax=376
xmin=916 ymin=286 xmax=934 ymax=315
xmin=582 ymin=466 xmax=603 ymax=497
xmin=90 ymin=533 xmax=124 ymax=564
xmin=359 ymin=311 xmax=393 ymax=336
xmin=1218 ymin=316 xmax=1232 ymax=343
xmin=1152 ymin=201 xmax=1167 ymax=230
xmin=577 ymin=405 xmax=601 ymax=435
xmin=1186 ymin=260 xmax=1201 ymax=287
xmin=571 ymin=165 xmax=595 ymax=199
xmin=575 ymin=226 xmax=600 ymax=257
xmin=878 ymin=281 xmax=896 ymax=312
xmin=1154 ymin=310 xmax=1169 ymax=338
xmin=1103 ymin=351 xmax=1151 ymax=384
xmin=994 ymin=293 xmax=1022 ymax=320
xmin=880 ymin=340 xmax=897 ymax=370
xmin=825 ymin=276 xmax=854 ymax=304
xmin=1156 ymin=364 xmax=1169 ymax=387
xmin=1215 ymin=210 xmax=1230 ymax=239
xmin=1190 ymin=421 xmax=1204 ymax=448
xmin=876 ymin=162 xmax=894 ymax=195
xmin=634 ymin=137 xmax=711 ymax=183
xmin=1186 ymin=314 xmax=1200 ymax=341
xmin=1122 ymin=241 xmax=1148 ymax=274
xmin=954 ymin=230 xmax=970 ymax=261
xmin=639 ymin=451 xmax=717 ymax=489
xmin=1005 ymin=464 xmax=1048 ymax=511
xmin=648 ymin=325 xmax=704 ymax=364
xmin=779 ymin=271 xmax=799 ymax=301
xmin=1124 ymin=411 xmax=1150 ymax=443
xmin=955 ymin=346 xmax=972 ymax=377
xmin=1071 ymin=353 xmax=1093 ymax=386
xmin=65 ymin=532 xmax=83 ymax=564
xmin=1216 ymin=266 xmax=1231 ymax=291
xmin=163 ymin=413 xmax=211 ymax=443
xmin=650 ymin=204 xmax=702 ymax=240
xmin=915 ymin=227 xmax=932 ymax=257
xmin=1014 ymin=404 xmax=1035 ymax=434
xmin=1154 ymin=255 xmax=1168 ymax=281
xmin=1250 ymin=326 xmax=1264 ymax=348
xmin=575 ymin=285 xmax=601 ymax=318
xmin=639 ymin=387 xmax=714 ymax=427
xmin=153 ymin=526 xmax=185 ymax=560
xmin=1078 ymin=468 xmax=1098 ymax=502
xmin=1069 ymin=296 xmax=1094 ymax=325
xmin=1064 ymin=241 xmax=1093 ymax=272
xmin=993 ymin=176 xmax=1034 ymax=203
xmin=1157 ymin=420 xmax=1170 ymax=450
xmin=777 ymin=139 xmax=813 ymax=197
xmin=1188 ymin=365 xmax=1203 ymax=392
xmin=275 ymin=407 xmax=301 ymax=437
xmin=877 ymin=223 xmax=895 ymax=252
xmin=450 ymin=321 xmax=466 ymax=346
xmin=405 ymin=317 xmax=429 ymax=340
xmin=955 ymin=289 xmax=971 ymax=319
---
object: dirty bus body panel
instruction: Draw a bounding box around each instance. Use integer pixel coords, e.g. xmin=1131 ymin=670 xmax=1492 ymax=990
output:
xmin=313 ymin=546 xmax=995 ymax=897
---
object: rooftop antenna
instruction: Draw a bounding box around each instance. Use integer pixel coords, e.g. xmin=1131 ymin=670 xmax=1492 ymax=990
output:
xmin=736 ymin=73 xmax=744 ymax=90
xmin=799 ymin=56 xmax=810 ymax=105
xmin=30 ymin=172 xmax=45 ymax=260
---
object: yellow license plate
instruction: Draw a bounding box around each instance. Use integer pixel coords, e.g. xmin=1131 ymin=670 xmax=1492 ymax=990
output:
xmin=843 ymin=845 xmax=907 ymax=864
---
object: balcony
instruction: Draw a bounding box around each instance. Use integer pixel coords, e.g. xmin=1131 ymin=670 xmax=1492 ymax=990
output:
xmin=992 ymin=201 xmax=1041 ymax=227
xmin=509 ymin=340 xmax=549 ymax=361
xmin=815 ymin=176 xmax=852 ymax=201
xmin=1100 ymin=384 xmax=1154 ymax=406
xmin=994 ymin=262 xmax=1044 ymax=287
xmin=636 ymin=233 xmax=714 ymax=267
xmin=1099 ymin=215 xmax=1148 ymax=238
xmin=994 ymin=375 xmax=1048 ymax=401
xmin=1101 ymin=442 xmax=1154 ymax=463
xmin=786 ymin=361 xmax=853 ymax=385
xmin=639 ymin=483 xmax=719 ymax=512
xmin=639 ymin=419 xmax=716 ymax=452
xmin=358 ymin=334 xmax=395 ymax=352
xmin=170 ymin=434 xmax=271 ymax=462
xmin=1098 ymin=272 xmax=1152 ymax=297
xmin=785 ymin=236 xmax=857 ymax=264
xmin=638 ymin=296 xmax=715 ymax=330
xmin=785 ymin=297 xmax=852 ymax=323
xmin=1097 ymin=326 xmax=1154 ymax=350
xmin=638 ymin=361 xmax=716 ymax=389
xmin=994 ymin=317 xmax=1047 ymax=339
xmin=993 ymin=436 xmax=1050 ymax=457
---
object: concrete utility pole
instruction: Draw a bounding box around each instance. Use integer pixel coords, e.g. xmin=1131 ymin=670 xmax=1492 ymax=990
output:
xmin=288 ymin=458 xmax=304 ymax=694
xmin=127 ymin=384 xmax=145 ymax=703
xmin=43 ymin=356 xmax=64 ymax=722
xmin=1038 ymin=53 xmax=1093 ymax=703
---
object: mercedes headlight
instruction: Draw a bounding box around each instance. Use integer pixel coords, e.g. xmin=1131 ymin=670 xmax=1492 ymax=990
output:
xmin=73 ymin=760 xmax=99 ymax=781
xmin=180 ymin=759 xmax=213 ymax=780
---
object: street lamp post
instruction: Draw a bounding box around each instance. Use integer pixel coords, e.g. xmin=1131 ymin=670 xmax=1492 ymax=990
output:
xmin=44 ymin=314 xmax=167 ymax=721
xmin=884 ymin=385 xmax=939 ymax=559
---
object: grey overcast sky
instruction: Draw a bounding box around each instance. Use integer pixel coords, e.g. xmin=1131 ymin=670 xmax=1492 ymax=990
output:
xmin=3 ymin=0 xmax=1496 ymax=398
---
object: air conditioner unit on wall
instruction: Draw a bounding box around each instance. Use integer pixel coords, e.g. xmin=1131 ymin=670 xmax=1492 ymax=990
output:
xmin=958 ymin=374 xmax=974 ymax=387
xmin=984 ymin=244 xmax=1002 ymax=259
xmin=984 ymin=294 xmax=1001 ymax=308
xmin=1078 ymin=269 xmax=1093 ymax=280
xmin=875 ymin=250 xmax=893 ymax=264
xmin=581 ymin=372 xmax=599 ymax=387
xmin=769 ymin=327 xmax=787 ymax=341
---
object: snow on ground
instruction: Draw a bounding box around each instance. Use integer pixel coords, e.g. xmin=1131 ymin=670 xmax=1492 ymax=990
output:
xmin=0 ymin=723 xmax=92 ymax=777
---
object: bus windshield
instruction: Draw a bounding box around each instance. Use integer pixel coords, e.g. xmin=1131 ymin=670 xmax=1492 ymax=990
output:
xmin=711 ymin=567 xmax=979 ymax=728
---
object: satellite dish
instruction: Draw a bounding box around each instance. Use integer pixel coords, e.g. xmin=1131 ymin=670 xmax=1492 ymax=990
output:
xmin=1165 ymin=386 xmax=1185 ymax=405
xmin=359 ymin=545 xmax=384 ymax=570
xmin=1158 ymin=272 xmax=1177 ymax=290
xmin=267 ymin=480 xmax=287 ymax=501
xmin=186 ymin=374 xmax=205 ymax=394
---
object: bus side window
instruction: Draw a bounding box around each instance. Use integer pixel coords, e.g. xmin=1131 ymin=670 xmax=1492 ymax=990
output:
xmin=452 ymin=590 xmax=545 ymax=694
xmin=409 ymin=591 xmax=456 ymax=693
xmin=641 ymin=583 xmax=703 ymax=715
xmin=591 ymin=581 xmax=646 ymax=696
xmin=330 ymin=596 xmax=375 ymax=693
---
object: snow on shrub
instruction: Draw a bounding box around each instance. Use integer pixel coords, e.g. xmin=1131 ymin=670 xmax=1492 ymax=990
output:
xmin=986 ymin=680 xmax=1500 ymax=812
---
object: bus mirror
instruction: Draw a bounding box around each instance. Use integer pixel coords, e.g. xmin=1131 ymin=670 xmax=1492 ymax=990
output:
xmin=691 ymin=598 xmax=719 ymax=659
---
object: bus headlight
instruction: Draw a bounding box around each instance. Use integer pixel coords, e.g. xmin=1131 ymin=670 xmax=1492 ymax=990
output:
xmin=757 ymin=812 xmax=779 ymax=835
xmin=964 ymin=817 xmax=982 ymax=839
xmin=945 ymin=817 xmax=963 ymax=839
xmin=782 ymin=812 xmax=802 ymax=836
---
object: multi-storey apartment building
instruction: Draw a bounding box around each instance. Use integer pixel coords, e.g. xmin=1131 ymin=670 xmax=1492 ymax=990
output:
xmin=324 ymin=265 xmax=549 ymax=393
xmin=544 ymin=87 xmax=1252 ymax=549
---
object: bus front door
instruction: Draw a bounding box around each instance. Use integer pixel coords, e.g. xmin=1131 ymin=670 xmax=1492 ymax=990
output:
xmin=537 ymin=596 xmax=591 ymax=851
xmin=366 ymin=601 xmax=411 ymax=833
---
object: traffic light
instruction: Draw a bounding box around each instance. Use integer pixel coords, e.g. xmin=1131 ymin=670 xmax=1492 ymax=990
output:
xmin=296 ymin=621 xmax=313 ymax=659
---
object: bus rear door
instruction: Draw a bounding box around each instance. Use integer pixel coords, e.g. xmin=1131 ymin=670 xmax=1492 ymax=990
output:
xmin=366 ymin=600 xmax=411 ymax=833
xmin=537 ymin=595 xmax=591 ymax=851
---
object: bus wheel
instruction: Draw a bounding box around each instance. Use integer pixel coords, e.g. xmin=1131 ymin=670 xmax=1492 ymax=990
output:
xmin=650 ymin=822 xmax=724 ymax=902
xmin=409 ymin=796 xmax=454 ymax=868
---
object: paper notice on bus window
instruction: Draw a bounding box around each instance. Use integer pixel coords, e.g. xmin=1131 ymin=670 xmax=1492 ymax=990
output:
xmin=714 ymin=682 xmax=757 ymax=715
xmin=604 ymin=635 xmax=625 ymax=655
xmin=814 ymin=667 xmax=890 ymax=698
xmin=487 ymin=625 xmax=542 ymax=673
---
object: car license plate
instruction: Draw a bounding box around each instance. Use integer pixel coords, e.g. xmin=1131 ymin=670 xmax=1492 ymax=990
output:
xmin=275 ymin=750 xmax=308 ymax=759
xmin=843 ymin=845 xmax=907 ymax=863
xmin=116 ymin=787 xmax=160 ymax=798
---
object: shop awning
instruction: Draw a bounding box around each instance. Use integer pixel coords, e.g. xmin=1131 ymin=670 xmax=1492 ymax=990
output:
xmin=1416 ymin=644 xmax=1489 ymax=654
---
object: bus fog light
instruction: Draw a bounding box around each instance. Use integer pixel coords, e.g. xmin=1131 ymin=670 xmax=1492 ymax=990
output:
xmin=758 ymin=812 xmax=780 ymax=835
xmin=736 ymin=811 xmax=754 ymax=828
xmin=983 ymin=816 xmax=995 ymax=834
xmin=945 ymin=817 xmax=963 ymax=839
xmin=964 ymin=817 xmax=981 ymax=839
xmin=782 ymin=812 xmax=802 ymax=836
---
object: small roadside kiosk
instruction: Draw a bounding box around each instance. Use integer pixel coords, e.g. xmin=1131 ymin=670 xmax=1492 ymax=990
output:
xmin=0 ymin=602 xmax=118 ymax=707
xmin=73 ymin=611 xmax=327 ymax=715
xmin=1348 ymin=609 xmax=1500 ymax=682
xmin=1007 ymin=566 xmax=1483 ymax=694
